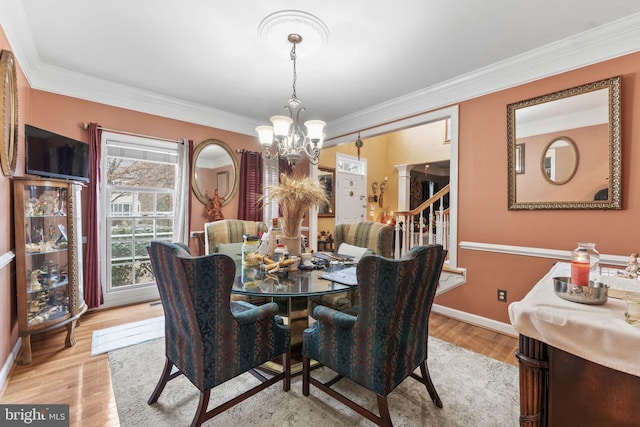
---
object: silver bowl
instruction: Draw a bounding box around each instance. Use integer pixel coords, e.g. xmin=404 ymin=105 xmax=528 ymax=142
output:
xmin=553 ymin=277 xmax=609 ymax=305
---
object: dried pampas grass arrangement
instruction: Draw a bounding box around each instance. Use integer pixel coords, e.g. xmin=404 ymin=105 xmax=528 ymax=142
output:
xmin=266 ymin=173 xmax=330 ymax=237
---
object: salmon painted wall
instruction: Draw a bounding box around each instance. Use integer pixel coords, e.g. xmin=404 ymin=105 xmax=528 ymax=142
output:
xmin=28 ymin=90 xmax=264 ymax=250
xmin=435 ymin=51 xmax=640 ymax=323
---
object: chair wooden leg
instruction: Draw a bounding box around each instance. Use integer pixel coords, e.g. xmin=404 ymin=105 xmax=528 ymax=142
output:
xmin=282 ymin=350 xmax=291 ymax=391
xmin=302 ymin=355 xmax=310 ymax=396
xmin=147 ymin=358 xmax=175 ymax=404
xmin=376 ymin=395 xmax=393 ymax=427
xmin=420 ymin=361 xmax=443 ymax=408
xmin=191 ymin=390 xmax=211 ymax=427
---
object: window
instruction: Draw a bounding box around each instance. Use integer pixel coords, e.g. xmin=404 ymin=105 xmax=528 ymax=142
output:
xmin=262 ymin=156 xmax=280 ymax=226
xmin=101 ymin=133 xmax=179 ymax=297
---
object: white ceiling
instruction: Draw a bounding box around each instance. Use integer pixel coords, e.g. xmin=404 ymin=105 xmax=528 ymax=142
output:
xmin=2 ymin=1 xmax=640 ymax=143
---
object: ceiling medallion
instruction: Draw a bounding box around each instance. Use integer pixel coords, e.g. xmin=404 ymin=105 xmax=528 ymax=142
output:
xmin=258 ymin=10 xmax=329 ymax=57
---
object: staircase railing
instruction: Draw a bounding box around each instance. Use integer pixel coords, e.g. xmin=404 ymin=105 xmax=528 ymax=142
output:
xmin=394 ymin=184 xmax=450 ymax=259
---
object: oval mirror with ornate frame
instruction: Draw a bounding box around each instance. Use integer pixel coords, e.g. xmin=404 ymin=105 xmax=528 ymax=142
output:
xmin=507 ymin=76 xmax=621 ymax=209
xmin=0 ymin=50 xmax=19 ymax=177
xmin=192 ymin=139 xmax=239 ymax=206
xmin=541 ymin=137 xmax=579 ymax=185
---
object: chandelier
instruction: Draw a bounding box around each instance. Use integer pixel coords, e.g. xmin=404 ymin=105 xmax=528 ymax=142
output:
xmin=256 ymin=33 xmax=325 ymax=166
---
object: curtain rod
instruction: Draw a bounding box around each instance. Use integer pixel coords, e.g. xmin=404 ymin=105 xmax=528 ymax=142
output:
xmin=81 ymin=122 xmax=182 ymax=143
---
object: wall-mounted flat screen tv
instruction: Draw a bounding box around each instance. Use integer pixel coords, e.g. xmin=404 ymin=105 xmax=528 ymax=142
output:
xmin=25 ymin=124 xmax=90 ymax=182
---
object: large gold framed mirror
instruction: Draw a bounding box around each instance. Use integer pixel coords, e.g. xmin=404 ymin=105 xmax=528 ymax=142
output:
xmin=507 ymin=76 xmax=621 ymax=209
xmin=192 ymin=139 xmax=239 ymax=206
xmin=0 ymin=50 xmax=18 ymax=177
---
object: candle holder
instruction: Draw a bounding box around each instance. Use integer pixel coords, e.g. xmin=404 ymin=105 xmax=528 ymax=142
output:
xmin=624 ymin=292 xmax=640 ymax=324
xmin=553 ymin=277 xmax=609 ymax=305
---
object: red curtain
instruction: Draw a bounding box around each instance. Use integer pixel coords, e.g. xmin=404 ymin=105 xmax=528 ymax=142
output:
xmin=84 ymin=123 xmax=104 ymax=308
xmin=237 ymin=151 xmax=263 ymax=221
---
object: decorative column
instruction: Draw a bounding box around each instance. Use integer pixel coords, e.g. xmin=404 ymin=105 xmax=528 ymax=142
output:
xmin=394 ymin=164 xmax=412 ymax=211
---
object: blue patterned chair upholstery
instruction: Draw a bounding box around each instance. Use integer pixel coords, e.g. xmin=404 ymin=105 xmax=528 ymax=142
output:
xmin=302 ymin=245 xmax=446 ymax=426
xmin=147 ymin=241 xmax=291 ymax=426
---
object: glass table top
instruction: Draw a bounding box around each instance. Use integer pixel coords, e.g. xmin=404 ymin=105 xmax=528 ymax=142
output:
xmin=232 ymin=264 xmax=357 ymax=297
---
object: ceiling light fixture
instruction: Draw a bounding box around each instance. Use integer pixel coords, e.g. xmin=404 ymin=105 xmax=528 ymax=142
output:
xmin=256 ymin=33 xmax=325 ymax=166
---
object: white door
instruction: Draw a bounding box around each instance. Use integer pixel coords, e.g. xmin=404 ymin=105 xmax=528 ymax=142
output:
xmin=335 ymin=154 xmax=367 ymax=224
xmin=336 ymin=172 xmax=366 ymax=224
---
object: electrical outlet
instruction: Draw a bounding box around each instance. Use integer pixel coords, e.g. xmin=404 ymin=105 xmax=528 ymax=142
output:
xmin=497 ymin=289 xmax=507 ymax=302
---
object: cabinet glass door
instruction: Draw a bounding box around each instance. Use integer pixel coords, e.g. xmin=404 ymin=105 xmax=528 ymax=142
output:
xmin=23 ymin=184 xmax=70 ymax=326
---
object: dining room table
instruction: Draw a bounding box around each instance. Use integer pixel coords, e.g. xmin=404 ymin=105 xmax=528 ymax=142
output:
xmin=232 ymin=262 xmax=357 ymax=372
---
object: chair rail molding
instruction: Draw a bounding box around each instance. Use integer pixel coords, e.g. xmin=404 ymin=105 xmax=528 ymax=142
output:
xmin=459 ymin=241 xmax=628 ymax=266
xmin=0 ymin=250 xmax=15 ymax=270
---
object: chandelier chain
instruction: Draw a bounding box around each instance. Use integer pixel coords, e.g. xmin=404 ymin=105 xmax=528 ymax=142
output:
xmin=290 ymin=41 xmax=297 ymax=99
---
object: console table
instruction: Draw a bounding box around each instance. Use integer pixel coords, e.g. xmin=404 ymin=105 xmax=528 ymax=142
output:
xmin=509 ymin=263 xmax=640 ymax=427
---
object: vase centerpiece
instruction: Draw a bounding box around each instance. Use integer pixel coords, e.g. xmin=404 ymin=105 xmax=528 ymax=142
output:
xmin=266 ymin=173 xmax=329 ymax=257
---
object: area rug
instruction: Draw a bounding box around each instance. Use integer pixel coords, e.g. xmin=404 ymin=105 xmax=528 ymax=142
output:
xmin=91 ymin=316 xmax=164 ymax=356
xmin=110 ymin=337 xmax=519 ymax=426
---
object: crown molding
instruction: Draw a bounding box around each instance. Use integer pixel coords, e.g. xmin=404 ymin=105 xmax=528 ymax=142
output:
xmin=327 ymin=12 xmax=640 ymax=139
xmin=2 ymin=1 xmax=640 ymax=138
xmin=31 ymin=63 xmax=262 ymax=135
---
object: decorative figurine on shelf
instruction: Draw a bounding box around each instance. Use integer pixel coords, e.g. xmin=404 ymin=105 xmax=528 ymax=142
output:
xmin=34 ymin=198 xmax=47 ymax=216
xmin=46 ymin=225 xmax=57 ymax=243
xmin=31 ymin=227 xmax=44 ymax=244
xmin=618 ymin=253 xmax=639 ymax=279
xmin=205 ymin=188 xmax=225 ymax=221
xmin=25 ymin=199 xmax=36 ymax=216
xmin=30 ymin=269 xmax=44 ymax=291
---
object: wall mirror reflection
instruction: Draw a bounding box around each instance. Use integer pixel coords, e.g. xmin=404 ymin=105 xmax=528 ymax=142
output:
xmin=192 ymin=139 xmax=239 ymax=206
xmin=507 ymin=76 xmax=621 ymax=209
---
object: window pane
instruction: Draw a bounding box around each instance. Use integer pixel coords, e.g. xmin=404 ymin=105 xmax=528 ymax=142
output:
xmin=135 ymin=261 xmax=154 ymax=284
xmin=111 ymin=262 xmax=133 ymax=288
xmin=111 ymin=236 xmax=134 ymax=259
xmin=156 ymin=193 xmax=174 ymax=215
xmin=107 ymin=159 xmax=176 ymax=189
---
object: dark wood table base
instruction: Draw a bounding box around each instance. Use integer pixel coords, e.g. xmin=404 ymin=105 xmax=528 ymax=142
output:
xmin=516 ymin=334 xmax=640 ymax=427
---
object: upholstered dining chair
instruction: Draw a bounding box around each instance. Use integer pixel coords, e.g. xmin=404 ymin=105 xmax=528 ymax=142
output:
xmin=302 ymin=244 xmax=446 ymax=427
xmin=146 ymin=241 xmax=291 ymax=427
xmin=204 ymin=219 xmax=270 ymax=305
xmin=203 ymin=219 xmax=268 ymax=258
xmin=309 ymin=221 xmax=395 ymax=313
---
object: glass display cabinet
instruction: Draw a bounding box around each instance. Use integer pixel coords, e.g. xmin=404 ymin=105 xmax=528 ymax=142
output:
xmin=13 ymin=177 xmax=86 ymax=364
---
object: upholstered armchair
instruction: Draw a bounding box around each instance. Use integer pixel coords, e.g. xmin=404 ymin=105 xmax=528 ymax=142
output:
xmin=204 ymin=219 xmax=269 ymax=305
xmin=147 ymin=241 xmax=291 ymax=426
xmin=309 ymin=221 xmax=395 ymax=313
xmin=204 ymin=219 xmax=268 ymax=257
xmin=302 ymin=245 xmax=446 ymax=426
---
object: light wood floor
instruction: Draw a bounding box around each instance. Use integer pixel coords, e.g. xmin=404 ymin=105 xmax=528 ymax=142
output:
xmin=0 ymin=302 xmax=518 ymax=427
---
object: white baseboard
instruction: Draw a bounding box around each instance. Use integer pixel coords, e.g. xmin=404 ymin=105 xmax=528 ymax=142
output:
xmin=432 ymin=303 xmax=517 ymax=337
xmin=0 ymin=338 xmax=22 ymax=396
